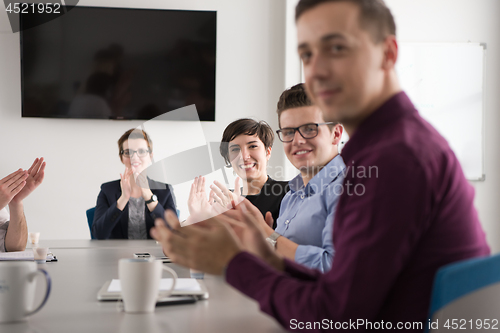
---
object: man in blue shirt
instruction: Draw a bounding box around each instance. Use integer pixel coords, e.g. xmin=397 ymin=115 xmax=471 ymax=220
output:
xmin=261 ymin=83 xmax=345 ymax=272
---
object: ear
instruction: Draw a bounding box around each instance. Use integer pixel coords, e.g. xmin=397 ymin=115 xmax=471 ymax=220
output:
xmin=266 ymin=146 xmax=272 ymax=160
xmin=382 ymin=35 xmax=398 ymax=70
xmin=332 ymin=124 xmax=343 ymax=146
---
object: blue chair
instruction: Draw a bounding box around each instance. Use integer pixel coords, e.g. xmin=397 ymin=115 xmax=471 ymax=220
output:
xmin=86 ymin=207 xmax=96 ymax=240
xmin=426 ymin=253 xmax=500 ymax=332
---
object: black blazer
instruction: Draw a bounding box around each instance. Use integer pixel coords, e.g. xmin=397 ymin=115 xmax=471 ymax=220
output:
xmin=92 ymin=178 xmax=176 ymax=239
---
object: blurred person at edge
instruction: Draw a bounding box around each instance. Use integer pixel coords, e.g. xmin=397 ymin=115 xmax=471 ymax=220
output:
xmin=151 ymin=1 xmax=490 ymax=332
xmin=0 ymin=158 xmax=45 ymax=252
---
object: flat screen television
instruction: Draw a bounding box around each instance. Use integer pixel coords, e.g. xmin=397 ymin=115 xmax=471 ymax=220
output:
xmin=20 ymin=6 xmax=217 ymax=121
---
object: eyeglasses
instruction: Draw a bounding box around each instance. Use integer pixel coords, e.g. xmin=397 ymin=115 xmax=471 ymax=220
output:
xmin=276 ymin=122 xmax=334 ymax=143
xmin=120 ymin=148 xmax=150 ymax=158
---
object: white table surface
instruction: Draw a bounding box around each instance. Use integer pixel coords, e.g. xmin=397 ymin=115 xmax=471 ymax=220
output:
xmin=0 ymin=240 xmax=286 ymax=333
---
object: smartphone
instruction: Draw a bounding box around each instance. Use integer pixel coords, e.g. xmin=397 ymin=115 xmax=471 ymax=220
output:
xmin=155 ymin=256 xmax=172 ymax=263
xmin=156 ymin=295 xmax=197 ymax=306
xmin=133 ymin=252 xmax=151 ymax=258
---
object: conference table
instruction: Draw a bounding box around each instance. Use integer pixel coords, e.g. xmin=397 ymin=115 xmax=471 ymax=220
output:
xmin=1 ymin=240 xmax=287 ymax=333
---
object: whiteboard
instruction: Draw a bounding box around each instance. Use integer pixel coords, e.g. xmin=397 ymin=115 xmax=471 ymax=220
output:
xmin=396 ymin=43 xmax=485 ymax=181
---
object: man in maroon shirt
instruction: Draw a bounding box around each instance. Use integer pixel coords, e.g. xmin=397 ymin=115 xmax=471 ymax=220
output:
xmin=151 ymin=0 xmax=490 ymax=331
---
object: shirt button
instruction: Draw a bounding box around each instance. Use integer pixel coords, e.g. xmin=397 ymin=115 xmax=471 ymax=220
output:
xmin=285 ymin=220 xmax=290 ymax=225
xmin=300 ymin=195 xmax=305 ymax=199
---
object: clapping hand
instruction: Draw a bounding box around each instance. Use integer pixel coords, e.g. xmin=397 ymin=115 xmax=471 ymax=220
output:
xmin=119 ymin=167 xmax=133 ymax=199
xmin=134 ymin=170 xmax=153 ymax=200
xmin=0 ymin=169 xmax=28 ymax=209
xmin=10 ymin=158 xmax=46 ymax=205
xmin=151 ymin=210 xmax=243 ymax=275
xmin=210 ymin=178 xmax=272 ymax=237
xmin=186 ymin=176 xmax=224 ymax=225
xmin=216 ymin=199 xmax=283 ymax=269
xmin=210 ymin=177 xmax=244 ymax=210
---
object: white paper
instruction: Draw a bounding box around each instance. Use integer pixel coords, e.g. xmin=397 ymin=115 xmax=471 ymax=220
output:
xmin=0 ymin=250 xmax=34 ymax=261
xmin=107 ymin=278 xmax=202 ymax=293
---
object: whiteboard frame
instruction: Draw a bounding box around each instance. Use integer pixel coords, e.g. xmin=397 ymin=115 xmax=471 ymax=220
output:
xmin=398 ymin=42 xmax=486 ymax=181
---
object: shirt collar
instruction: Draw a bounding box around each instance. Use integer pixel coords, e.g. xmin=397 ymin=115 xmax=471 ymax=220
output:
xmin=288 ymin=173 xmax=304 ymax=193
xmin=342 ymin=91 xmax=417 ymax=162
xmin=288 ymin=154 xmax=346 ymax=194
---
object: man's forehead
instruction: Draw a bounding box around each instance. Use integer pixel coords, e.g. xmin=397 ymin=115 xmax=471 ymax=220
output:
xmin=297 ymin=1 xmax=363 ymax=46
xmin=280 ymin=106 xmax=323 ymax=125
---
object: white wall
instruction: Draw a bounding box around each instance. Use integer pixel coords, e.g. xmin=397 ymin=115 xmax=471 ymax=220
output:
xmin=0 ymin=0 xmax=287 ymax=239
xmin=383 ymin=0 xmax=500 ymax=252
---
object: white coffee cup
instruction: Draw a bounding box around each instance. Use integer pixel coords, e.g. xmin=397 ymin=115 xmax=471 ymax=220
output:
xmin=28 ymin=232 xmax=40 ymax=245
xmin=118 ymin=258 xmax=177 ymax=313
xmin=32 ymin=247 xmax=49 ymax=264
xmin=0 ymin=261 xmax=51 ymax=323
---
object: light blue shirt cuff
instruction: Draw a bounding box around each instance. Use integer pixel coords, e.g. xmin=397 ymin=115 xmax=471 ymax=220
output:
xmin=294 ymin=244 xmax=333 ymax=273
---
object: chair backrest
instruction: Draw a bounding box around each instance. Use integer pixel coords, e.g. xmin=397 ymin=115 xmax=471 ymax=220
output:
xmin=426 ymin=254 xmax=500 ymax=333
xmin=86 ymin=207 xmax=96 ymax=239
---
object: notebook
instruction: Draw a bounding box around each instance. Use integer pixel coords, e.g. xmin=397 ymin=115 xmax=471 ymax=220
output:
xmin=0 ymin=250 xmax=34 ymax=261
xmin=0 ymin=250 xmax=57 ymax=262
xmin=97 ymin=278 xmax=209 ymax=301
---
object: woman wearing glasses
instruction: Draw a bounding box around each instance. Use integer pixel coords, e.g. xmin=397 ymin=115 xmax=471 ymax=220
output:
xmin=92 ymin=129 xmax=176 ymax=239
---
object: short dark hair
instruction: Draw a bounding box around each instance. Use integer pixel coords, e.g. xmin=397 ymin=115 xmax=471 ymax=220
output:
xmin=277 ymin=83 xmax=340 ymax=131
xmin=276 ymin=83 xmax=312 ymax=125
xmin=118 ymin=128 xmax=153 ymax=162
xmin=220 ymin=119 xmax=274 ymax=166
xmin=295 ymin=0 xmax=396 ymax=43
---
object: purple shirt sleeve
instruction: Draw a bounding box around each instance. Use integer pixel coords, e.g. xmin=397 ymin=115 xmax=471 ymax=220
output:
xmin=226 ymin=146 xmax=432 ymax=330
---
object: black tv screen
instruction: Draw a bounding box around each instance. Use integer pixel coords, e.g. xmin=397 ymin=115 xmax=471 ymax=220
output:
xmin=20 ymin=6 xmax=217 ymax=121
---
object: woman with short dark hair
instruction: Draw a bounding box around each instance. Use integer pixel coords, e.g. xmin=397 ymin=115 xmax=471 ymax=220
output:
xmin=186 ymin=118 xmax=288 ymax=228
xmin=217 ymin=118 xmax=288 ymax=227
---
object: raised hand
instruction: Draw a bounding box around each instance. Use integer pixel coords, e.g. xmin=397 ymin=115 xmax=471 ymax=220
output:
xmin=120 ymin=167 xmax=133 ymax=199
xmin=117 ymin=167 xmax=134 ymax=211
xmin=10 ymin=158 xmax=46 ymax=205
xmin=0 ymin=169 xmax=28 ymax=209
xmin=210 ymin=177 xmax=243 ymax=210
xmin=134 ymin=170 xmax=152 ymax=200
xmin=187 ymin=176 xmax=215 ymax=224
